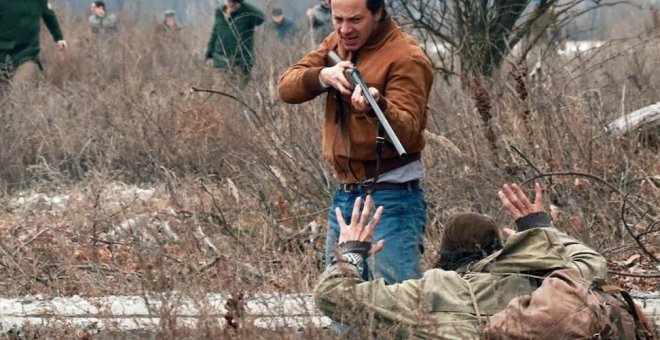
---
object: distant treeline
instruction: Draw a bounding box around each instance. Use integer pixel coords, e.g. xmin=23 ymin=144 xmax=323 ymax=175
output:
xmin=51 ymin=0 xmax=318 ymax=24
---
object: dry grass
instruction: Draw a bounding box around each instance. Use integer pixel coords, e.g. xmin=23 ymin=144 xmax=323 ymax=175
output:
xmin=0 ymin=9 xmax=658 ymax=338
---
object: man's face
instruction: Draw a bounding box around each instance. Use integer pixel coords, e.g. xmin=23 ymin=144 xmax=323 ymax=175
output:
xmin=272 ymin=14 xmax=284 ymax=25
xmin=332 ymin=0 xmax=382 ymax=51
xmin=165 ymin=16 xmax=176 ymax=26
xmin=92 ymin=4 xmax=105 ymax=17
xmin=225 ymin=0 xmax=240 ymax=12
xmin=321 ymin=0 xmax=330 ymax=8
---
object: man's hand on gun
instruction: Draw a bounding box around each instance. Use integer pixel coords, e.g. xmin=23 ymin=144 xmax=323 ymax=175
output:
xmin=319 ymin=62 xmax=380 ymax=112
xmin=351 ymin=85 xmax=380 ymax=112
xmin=319 ymin=61 xmax=354 ymax=96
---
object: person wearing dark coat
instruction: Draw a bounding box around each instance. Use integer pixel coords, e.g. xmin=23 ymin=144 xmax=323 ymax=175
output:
xmin=268 ymin=8 xmax=296 ymax=41
xmin=306 ymin=0 xmax=333 ymax=44
xmin=204 ymin=0 xmax=264 ymax=76
xmin=0 ymin=0 xmax=68 ymax=83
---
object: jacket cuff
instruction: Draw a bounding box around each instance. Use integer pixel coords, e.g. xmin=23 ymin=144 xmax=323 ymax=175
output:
xmin=515 ymin=212 xmax=554 ymax=231
xmin=362 ymin=96 xmax=389 ymax=117
xmin=339 ymin=241 xmax=371 ymax=257
xmin=377 ymin=96 xmax=389 ymax=113
xmin=302 ymin=67 xmax=327 ymax=96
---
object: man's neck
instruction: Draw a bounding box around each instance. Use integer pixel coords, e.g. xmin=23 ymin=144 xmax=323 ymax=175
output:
xmin=227 ymin=4 xmax=241 ymax=14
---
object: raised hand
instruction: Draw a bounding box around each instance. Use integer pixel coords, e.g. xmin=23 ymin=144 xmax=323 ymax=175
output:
xmin=498 ymin=182 xmax=545 ymax=220
xmin=336 ymin=195 xmax=385 ymax=255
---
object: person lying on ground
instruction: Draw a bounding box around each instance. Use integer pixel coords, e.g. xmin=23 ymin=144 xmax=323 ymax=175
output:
xmin=314 ymin=183 xmax=607 ymax=339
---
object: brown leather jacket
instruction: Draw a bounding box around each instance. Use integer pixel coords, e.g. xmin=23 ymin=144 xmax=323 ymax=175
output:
xmin=278 ymin=17 xmax=434 ymax=183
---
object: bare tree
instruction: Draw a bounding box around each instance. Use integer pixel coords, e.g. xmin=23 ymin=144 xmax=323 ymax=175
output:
xmin=391 ymin=0 xmax=596 ymax=78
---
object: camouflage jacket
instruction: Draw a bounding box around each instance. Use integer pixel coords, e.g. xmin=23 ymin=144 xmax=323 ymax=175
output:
xmin=89 ymin=13 xmax=118 ymax=34
xmin=0 ymin=0 xmax=64 ymax=67
xmin=314 ymin=213 xmax=607 ymax=339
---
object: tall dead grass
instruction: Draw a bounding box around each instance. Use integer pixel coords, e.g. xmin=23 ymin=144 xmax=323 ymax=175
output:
xmin=0 ymin=8 xmax=658 ymax=338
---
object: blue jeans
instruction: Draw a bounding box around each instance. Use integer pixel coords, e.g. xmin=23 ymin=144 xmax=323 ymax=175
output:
xmin=325 ymin=185 xmax=426 ymax=284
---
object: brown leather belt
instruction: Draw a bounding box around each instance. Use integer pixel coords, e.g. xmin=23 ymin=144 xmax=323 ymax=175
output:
xmin=341 ymin=180 xmax=421 ymax=193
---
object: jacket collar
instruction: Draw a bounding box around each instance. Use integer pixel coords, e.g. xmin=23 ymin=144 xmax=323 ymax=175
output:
xmin=362 ymin=16 xmax=397 ymax=50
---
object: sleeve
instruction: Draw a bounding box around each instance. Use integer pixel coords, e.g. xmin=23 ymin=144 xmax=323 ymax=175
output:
xmin=375 ymin=52 xmax=434 ymax=147
xmin=42 ymin=1 xmax=64 ymax=42
xmin=311 ymin=8 xmax=324 ymax=28
xmin=108 ymin=14 xmax=118 ymax=30
xmin=277 ymin=37 xmax=333 ymax=103
xmin=252 ymin=6 xmax=265 ymax=26
xmin=554 ymin=231 xmax=607 ymax=282
xmin=314 ymin=262 xmax=424 ymax=328
xmin=515 ymin=212 xmax=553 ymax=231
xmin=515 ymin=212 xmax=607 ymax=282
xmin=205 ymin=11 xmax=220 ymax=59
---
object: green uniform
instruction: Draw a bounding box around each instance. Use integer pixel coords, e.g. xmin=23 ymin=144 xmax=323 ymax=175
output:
xmin=204 ymin=2 xmax=264 ymax=73
xmin=314 ymin=215 xmax=607 ymax=339
xmin=0 ymin=0 xmax=64 ymax=69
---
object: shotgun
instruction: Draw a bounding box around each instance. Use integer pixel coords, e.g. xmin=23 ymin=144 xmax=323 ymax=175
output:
xmin=327 ymin=50 xmax=407 ymax=157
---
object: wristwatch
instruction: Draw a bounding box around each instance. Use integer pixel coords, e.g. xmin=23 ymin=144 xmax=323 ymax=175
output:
xmin=340 ymin=252 xmax=364 ymax=268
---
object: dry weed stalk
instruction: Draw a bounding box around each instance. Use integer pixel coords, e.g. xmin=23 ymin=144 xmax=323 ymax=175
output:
xmin=0 ymin=9 xmax=658 ymax=337
xmin=469 ymin=79 xmax=499 ymax=168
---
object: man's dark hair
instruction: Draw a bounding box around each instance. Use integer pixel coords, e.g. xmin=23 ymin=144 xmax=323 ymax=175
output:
xmin=229 ymin=0 xmax=244 ymax=4
xmin=93 ymin=1 xmax=106 ymax=10
xmin=433 ymin=212 xmax=503 ymax=271
xmin=329 ymin=0 xmax=387 ymax=21
xmin=366 ymin=0 xmax=385 ymax=16
xmin=271 ymin=8 xmax=283 ymax=16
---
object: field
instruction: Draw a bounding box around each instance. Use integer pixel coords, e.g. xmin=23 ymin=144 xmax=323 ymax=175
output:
xmin=0 ymin=7 xmax=658 ymax=339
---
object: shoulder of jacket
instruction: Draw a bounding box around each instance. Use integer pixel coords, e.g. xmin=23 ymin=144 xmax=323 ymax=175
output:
xmin=388 ymin=34 xmax=432 ymax=66
xmin=313 ymin=5 xmax=328 ymax=13
xmin=323 ymin=32 xmax=341 ymax=49
xmin=243 ymin=2 xmax=260 ymax=11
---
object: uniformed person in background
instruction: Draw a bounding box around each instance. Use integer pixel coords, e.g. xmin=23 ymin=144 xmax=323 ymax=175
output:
xmin=204 ymin=0 xmax=264 ymax=78
xmin=268 ymin=7 xmax=296 ymax=42
xmin=89 ymin=1 xmax=118 ymax=34
xmin=306 ymin=0 xmax=333 ymax=44
xmin=0 ymin=0 xmax=68 ymax=84
xmin=159 ymin=9 xmax=182 ymax=34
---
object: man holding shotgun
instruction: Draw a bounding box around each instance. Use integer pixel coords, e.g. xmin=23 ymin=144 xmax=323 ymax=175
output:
xmin=278 ymin=0 xmax=434 ymax=284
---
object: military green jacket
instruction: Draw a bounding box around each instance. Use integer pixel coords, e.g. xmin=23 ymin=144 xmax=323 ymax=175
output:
xmin=204 ymin=2 xmax=264 ymax=69
xmin=0 ymin=0 xmax=64 ymax=68
xmin=314 ymin=219 xmax=607 ymax=339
